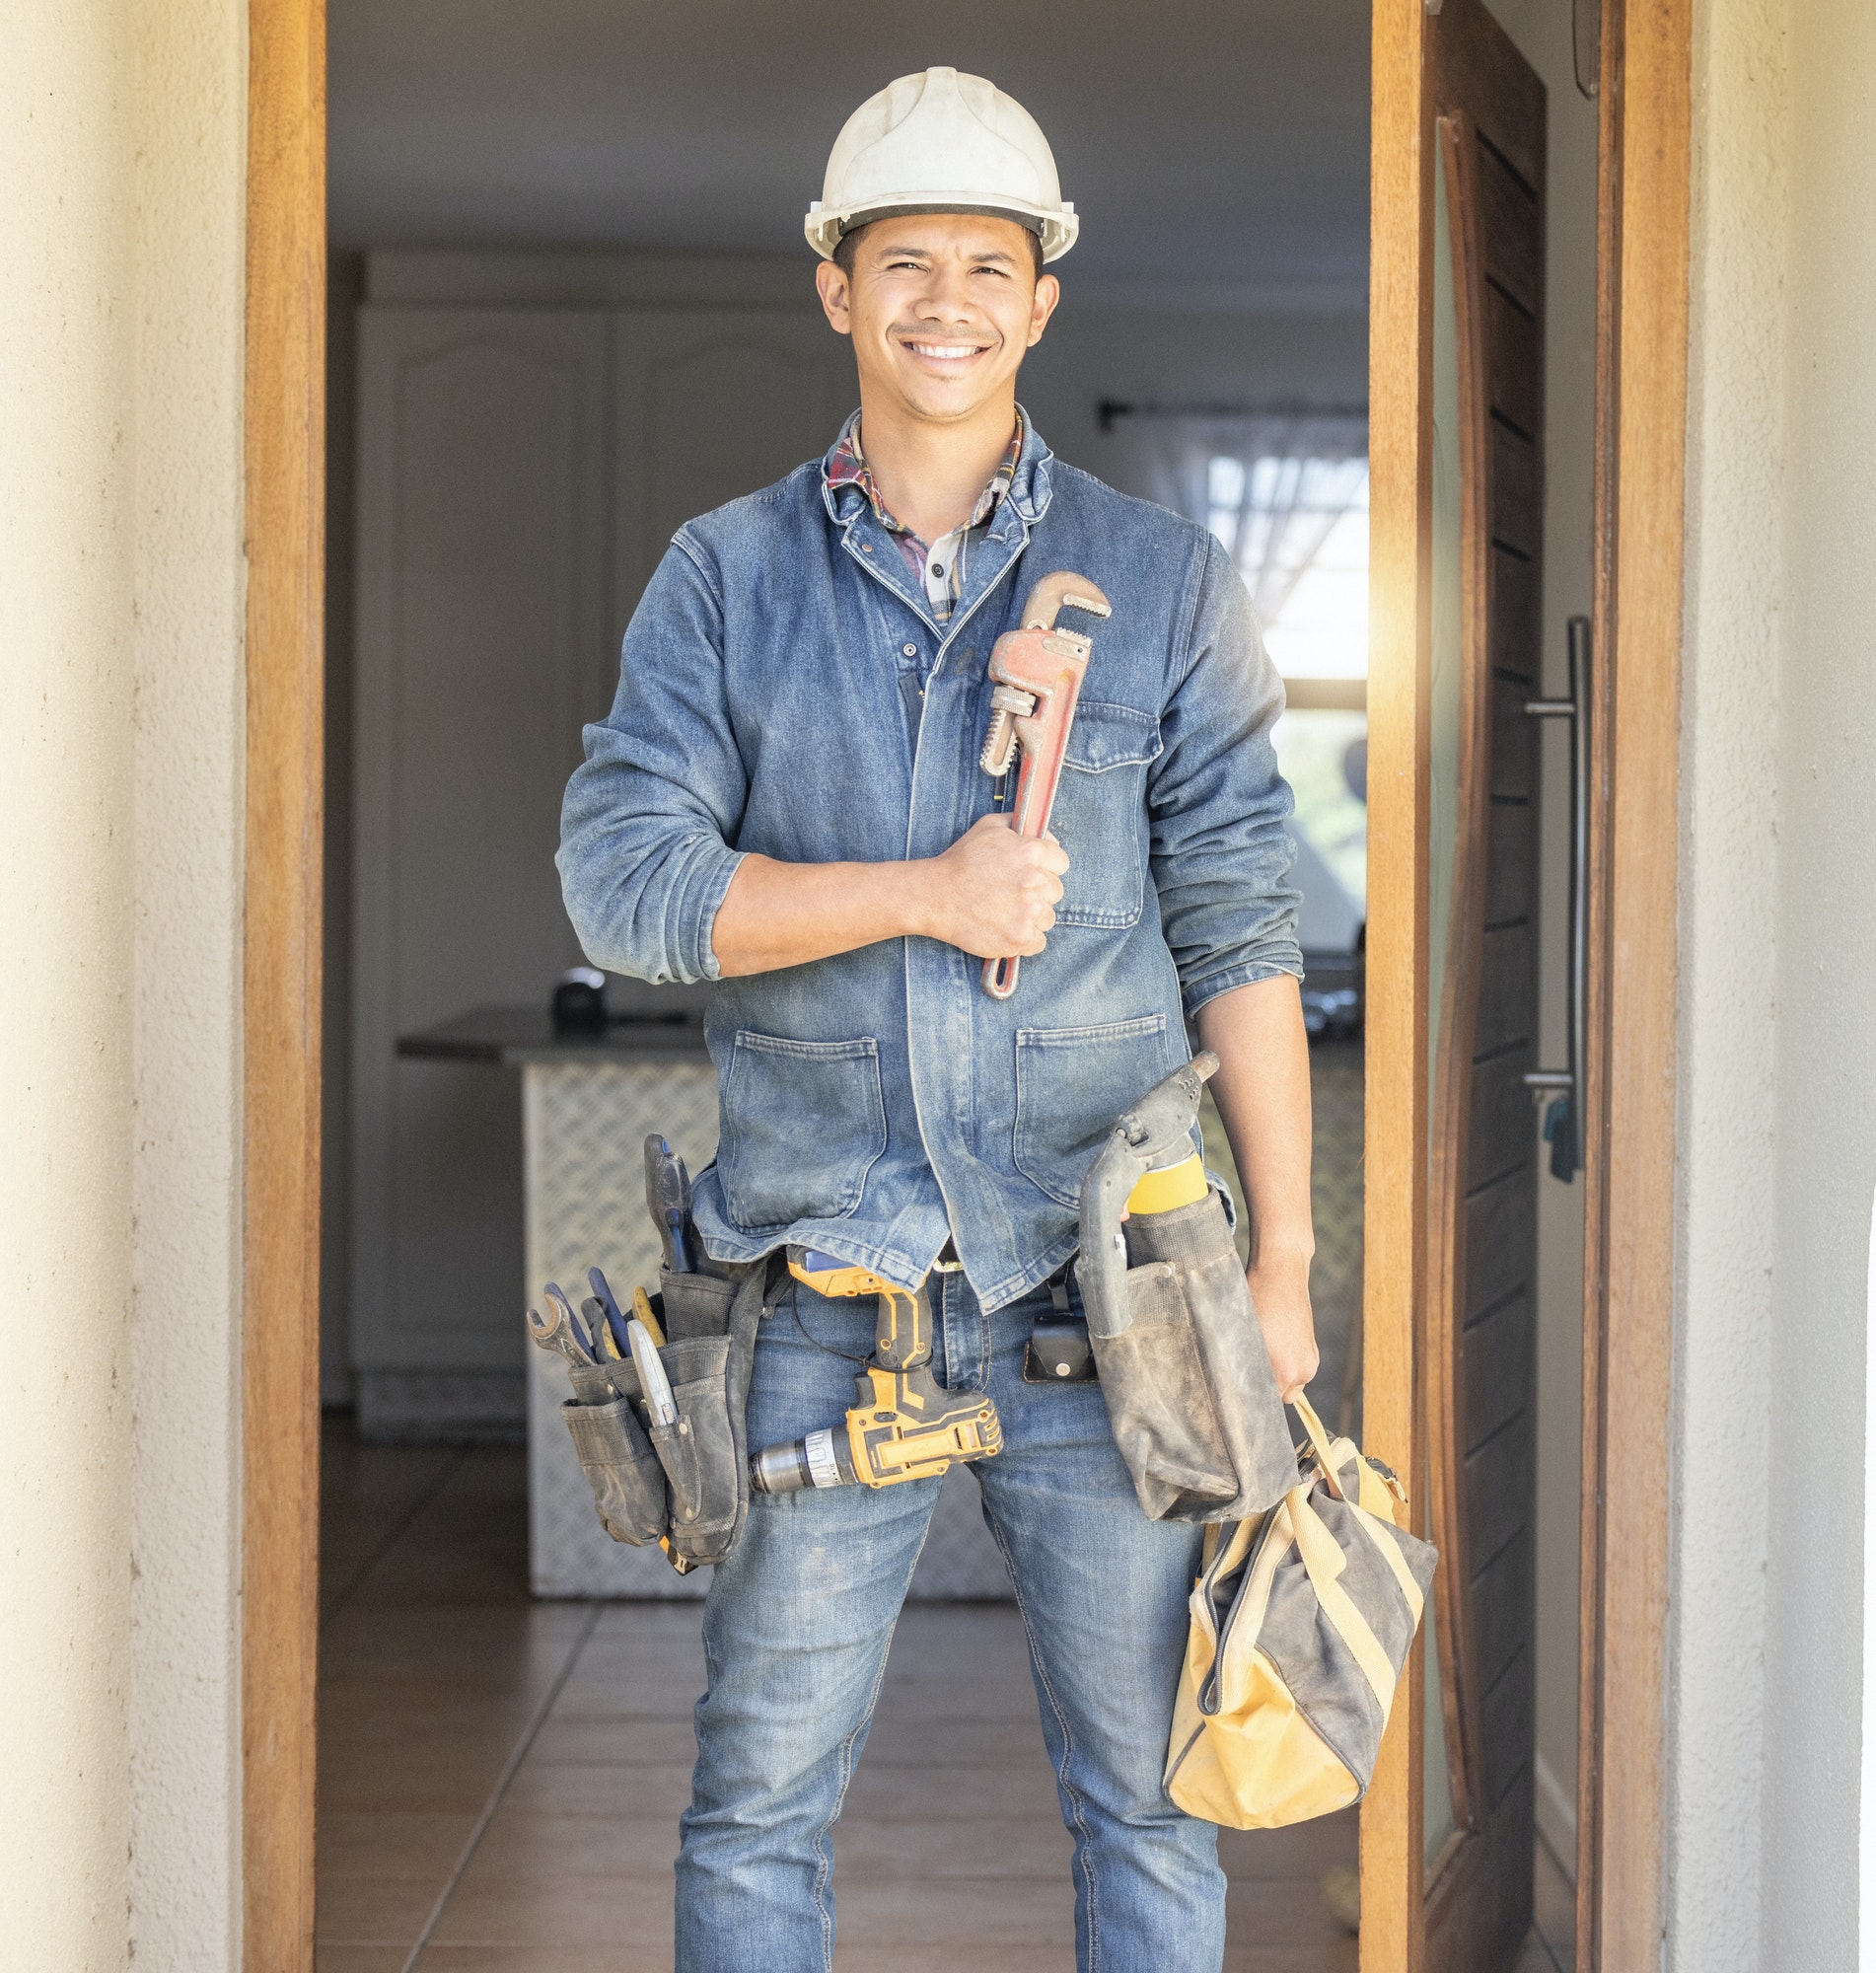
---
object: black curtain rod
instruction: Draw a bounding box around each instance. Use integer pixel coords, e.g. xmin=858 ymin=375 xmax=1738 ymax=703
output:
xmin=1096 ymin=398 xmax=1370 ymax=434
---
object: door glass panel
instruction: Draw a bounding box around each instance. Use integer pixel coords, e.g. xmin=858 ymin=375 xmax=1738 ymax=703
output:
xmin=1422 ymin=141 xmax=1465 ymax=1871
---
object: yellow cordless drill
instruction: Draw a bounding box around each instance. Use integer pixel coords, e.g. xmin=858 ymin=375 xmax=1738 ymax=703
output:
xmin=748 ymin=1250 xmax=1003 ymax=1495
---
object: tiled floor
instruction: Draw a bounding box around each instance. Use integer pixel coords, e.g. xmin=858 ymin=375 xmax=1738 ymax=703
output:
xmin=316 ymin=1373 xmax=1575 ymax=1973
xmin=318 ymin=1423 xmax=1366 ymax=1970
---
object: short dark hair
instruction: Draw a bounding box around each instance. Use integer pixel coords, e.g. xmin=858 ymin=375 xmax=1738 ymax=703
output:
xmin=832 ymin=217 xmax=1046 ymax=280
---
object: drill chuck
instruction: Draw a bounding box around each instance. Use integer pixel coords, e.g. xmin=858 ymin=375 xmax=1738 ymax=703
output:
xmin=750 ymin=1426 xmax=858 ymax=1496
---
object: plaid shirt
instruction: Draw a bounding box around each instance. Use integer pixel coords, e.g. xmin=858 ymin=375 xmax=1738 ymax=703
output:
xmin=825 ymin=412 xmax=1025 ymax=623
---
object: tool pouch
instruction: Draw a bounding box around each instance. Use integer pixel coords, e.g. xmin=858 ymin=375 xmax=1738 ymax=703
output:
xmin=558 ymin=1363 xmax=667 ymax=1547
xmin=642 ymin=1261 xmax=770 ymax=1567
xmin=646 ymin=1335 xmax=734 ymax=1555
xmin=552 ymin=1261 xmax=768 ymax=1567
xmin=1090 ymin=1190 xmax=1298 ymax=1523
xmin=657 ymin=1263 xmax=740 ymax=1341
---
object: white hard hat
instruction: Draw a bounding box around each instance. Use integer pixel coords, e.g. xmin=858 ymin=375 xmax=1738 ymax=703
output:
xmin=805 ymin=67 xmax=1078 ymax=264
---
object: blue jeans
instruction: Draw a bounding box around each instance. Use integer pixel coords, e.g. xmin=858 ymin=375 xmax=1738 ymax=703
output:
xmin=675 ymin=1272 xmax=1224 ymax=1972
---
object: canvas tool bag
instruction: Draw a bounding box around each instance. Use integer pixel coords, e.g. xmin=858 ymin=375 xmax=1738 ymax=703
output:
xmin=1163 ymin=1393 xmax=1437 ymax=1829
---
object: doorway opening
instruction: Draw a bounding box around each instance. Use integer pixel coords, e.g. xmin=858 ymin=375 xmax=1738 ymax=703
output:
xmin=294 ymin=3 xmax=1600 ymax=1967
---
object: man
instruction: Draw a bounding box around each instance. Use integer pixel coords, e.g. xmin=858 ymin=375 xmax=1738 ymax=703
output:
xmin=559 ymin=66 xmax=1317 ymax=1973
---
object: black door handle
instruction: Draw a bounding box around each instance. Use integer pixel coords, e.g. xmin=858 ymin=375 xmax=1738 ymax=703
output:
xmin=1522 ymin=617 xmax=1590 ymax=1182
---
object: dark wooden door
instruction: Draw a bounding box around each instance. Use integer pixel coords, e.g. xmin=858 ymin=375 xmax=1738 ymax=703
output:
xmin=1422 ymin=3 xmax=1547 ymax=1965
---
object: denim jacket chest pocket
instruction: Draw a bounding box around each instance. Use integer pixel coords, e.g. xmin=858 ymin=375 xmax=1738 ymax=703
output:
xmin=1046 ymin=699 xmax=1164 ymax=929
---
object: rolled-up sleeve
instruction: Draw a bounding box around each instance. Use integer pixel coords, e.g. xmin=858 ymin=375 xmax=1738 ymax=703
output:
xmin=1149 ymin=535 xmax=1304 ymax=1015
xmin=557 ymin=538 xmax=748 ymax=984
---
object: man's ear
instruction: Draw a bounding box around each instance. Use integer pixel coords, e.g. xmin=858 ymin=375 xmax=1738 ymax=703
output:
xmin=816 ymin=259 xmax=853 ymax=338
xmin=1026 ymin=272 xmax=1061 ymax=349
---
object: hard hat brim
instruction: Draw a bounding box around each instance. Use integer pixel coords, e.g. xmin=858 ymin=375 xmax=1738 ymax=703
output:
xmin=805 ymin=197 xmax=1078 ymax=264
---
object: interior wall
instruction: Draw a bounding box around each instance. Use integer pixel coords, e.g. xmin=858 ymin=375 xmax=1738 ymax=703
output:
xmin=1020 ymin=301 xmax=1369 ymax=482
xmin=1478 ymin=0 xmax=1600 ymax=1871
xmin=0 ymin=0 xmax=247 ymax=1966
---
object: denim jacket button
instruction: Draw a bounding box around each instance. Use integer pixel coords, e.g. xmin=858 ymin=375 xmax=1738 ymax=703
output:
xmin=902 ymin=643 xmax=917 ymax=658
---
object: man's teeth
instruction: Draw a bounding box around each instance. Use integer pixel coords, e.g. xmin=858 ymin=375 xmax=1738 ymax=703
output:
xmin=907 ymin=342 xmax=981 ymax=359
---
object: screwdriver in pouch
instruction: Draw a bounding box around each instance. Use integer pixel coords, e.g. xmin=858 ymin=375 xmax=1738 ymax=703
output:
xmin=587 ymin=1267 xmax=633 ymax=1358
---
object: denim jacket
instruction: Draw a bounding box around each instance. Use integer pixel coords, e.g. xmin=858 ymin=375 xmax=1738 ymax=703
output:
xmin=558 ymin=413 xmax=1300 ymax=1309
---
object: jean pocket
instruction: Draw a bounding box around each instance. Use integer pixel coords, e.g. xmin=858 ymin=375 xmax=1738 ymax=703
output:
xmin=720 ymin=1032 xmax=887 ymax=1231
xmin=1050 ymin=699 xmax=1162 ymax=929
xmin=1014 ymin=1014 xmax=1177 ymax=1208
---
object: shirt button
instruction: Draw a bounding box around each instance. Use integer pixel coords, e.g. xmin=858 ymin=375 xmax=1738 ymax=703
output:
xmin=902 ymin=643 xmax=917 ymax=657
xmin=930 ymin=561 xmax=946 ymax=576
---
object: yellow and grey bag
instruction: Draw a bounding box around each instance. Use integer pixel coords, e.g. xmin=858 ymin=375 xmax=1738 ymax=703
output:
xmin=1164 ymin=1394 xmax=1437 ymax=1828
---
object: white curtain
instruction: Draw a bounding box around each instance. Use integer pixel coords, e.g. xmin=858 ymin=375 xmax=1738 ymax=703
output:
xmin=1120 ymin=412 xmax=1369 ymax=630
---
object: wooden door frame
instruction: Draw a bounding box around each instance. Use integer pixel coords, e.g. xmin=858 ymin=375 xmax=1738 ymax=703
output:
xmin=244 ymin=0 xmax=325 ymax=1965
xmin=238 ymin=0 xmax=1689 ymax=1963
xmin=1361 ymin=0 xmax=1690 ymax=1968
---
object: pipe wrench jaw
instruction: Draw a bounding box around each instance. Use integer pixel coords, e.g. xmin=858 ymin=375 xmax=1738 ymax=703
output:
xmin=979 ymin=683 xmax=1037 ymax=776
xmin=977 ymin=571 xmax=1110 ymax=780
xmin=1020 ymin=570 xmax=1114 ymax=634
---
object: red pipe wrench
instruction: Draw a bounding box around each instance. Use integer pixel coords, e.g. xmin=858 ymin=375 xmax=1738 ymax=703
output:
xmin=978 ymin=571 xmax=1114 ymax=998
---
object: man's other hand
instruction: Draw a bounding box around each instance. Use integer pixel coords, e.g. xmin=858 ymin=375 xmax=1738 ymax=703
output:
xmin=1248 ymin=1251 xmax=1319 ymax=1403
xmin=921 ymin=814 xmax=1069 ymax=960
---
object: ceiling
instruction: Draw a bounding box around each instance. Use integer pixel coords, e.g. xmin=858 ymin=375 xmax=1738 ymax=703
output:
xmin=328 ymin=0 xmax=1371 ymax=307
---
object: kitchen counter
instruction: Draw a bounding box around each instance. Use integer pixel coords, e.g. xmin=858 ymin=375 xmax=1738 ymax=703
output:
xmin=396 ymin=995 xmax=710 ymax=1065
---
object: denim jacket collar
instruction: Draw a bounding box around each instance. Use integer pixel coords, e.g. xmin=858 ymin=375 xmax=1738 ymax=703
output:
xmin=819 ymin=404 xmax=1056 ymax=534
xmin=820 ymin=407 xmax=1055 ymax=637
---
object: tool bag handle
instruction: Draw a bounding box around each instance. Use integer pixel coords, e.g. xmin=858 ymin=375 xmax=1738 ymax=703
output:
xmin=1289 ymin=1391 xmax=1349 ymax=1502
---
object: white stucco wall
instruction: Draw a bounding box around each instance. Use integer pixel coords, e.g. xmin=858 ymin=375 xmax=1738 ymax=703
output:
xmin=1672 ymin=0 xmax=1786 ymax=1962
xmin=1760 ymin=0 xmax=1876 ymax=1959
xmin=127 ymin=0 xmax=248 ymax=1961
xmin=1677 ymin=0 xmax=1876 ymax=1964
xmin=0 ymin=2 xmax=247 ymax=1967
xmin=0 ymin=6 xmax=138 ymax=1961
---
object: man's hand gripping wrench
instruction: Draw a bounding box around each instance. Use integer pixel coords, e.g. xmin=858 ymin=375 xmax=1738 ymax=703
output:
xmin=977 ymin=570 xmax=1114 ymax=998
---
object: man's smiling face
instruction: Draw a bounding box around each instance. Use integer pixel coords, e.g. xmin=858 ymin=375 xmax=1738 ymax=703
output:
xmin=816 ymin=213 xmax=1060 ymax=427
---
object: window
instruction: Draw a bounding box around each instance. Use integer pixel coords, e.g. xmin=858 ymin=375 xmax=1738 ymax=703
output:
xmin=1206 ymin=442 xmax=1369 ymax=951
xmin=1204 ymin=452 xmax=1370 ymax=682
xmin=1116 ymin=413 xmax=1371 ymax=962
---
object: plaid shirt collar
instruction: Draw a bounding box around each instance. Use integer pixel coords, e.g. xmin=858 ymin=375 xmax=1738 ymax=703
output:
xmin=824 ymin=410 xmax=1027 ymax=622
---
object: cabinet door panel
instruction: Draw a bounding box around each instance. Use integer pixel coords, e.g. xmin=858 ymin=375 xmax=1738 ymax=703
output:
xmin=352 ymin=310 xmax=609 ymax=1419
xmin=613 ymin=312 xmax=856 ymax=621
